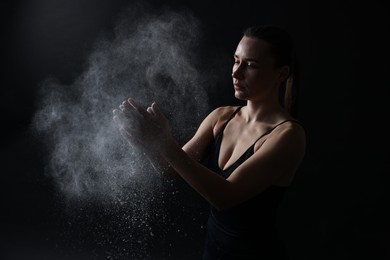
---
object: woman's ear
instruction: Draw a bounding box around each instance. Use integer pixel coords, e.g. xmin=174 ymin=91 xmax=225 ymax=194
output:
xmin=279 ymin=65 xmax=290 ymax=82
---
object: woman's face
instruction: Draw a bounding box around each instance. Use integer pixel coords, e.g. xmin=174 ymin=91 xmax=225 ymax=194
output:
xmin=232 ymin=36 xmax=287 ymax=102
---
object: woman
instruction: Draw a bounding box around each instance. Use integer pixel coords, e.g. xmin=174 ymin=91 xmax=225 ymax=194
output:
xmin=113 ymin=24 xmax=306 ymax=259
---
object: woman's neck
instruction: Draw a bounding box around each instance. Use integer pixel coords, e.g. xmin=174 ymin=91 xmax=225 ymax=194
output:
xmin=242 ymin=100 xmax=288 ymax=123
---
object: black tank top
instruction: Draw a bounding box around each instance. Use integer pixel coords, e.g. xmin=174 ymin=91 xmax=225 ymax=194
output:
xmin=201 ymin=106 xmax=301 ymax=258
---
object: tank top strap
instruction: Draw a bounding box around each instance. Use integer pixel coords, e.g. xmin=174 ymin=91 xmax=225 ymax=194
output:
xmin=251 ymin=118 xmax=302 ymax=146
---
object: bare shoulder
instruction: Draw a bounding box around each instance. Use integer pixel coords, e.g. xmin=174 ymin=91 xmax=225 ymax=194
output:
xmin=182 ymin=105 xmax=241 ymax=160
xmin=274 ymin=119 xmax=306 ymax=139
xmin=266 ymin=119 xmax=306 ymax=152
xmin=208 ymin=106 xmax=241 ymax=134
xmin=208 ymin=105 xmax=240 ymax=118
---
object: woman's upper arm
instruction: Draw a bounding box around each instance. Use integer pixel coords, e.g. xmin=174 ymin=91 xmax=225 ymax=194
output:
xmin=225 ymin=123 xmax=306 ymax=207
xmin=182 ymin=107 xmax=228 ymax=161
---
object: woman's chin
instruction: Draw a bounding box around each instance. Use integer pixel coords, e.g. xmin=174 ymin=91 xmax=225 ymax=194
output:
xmin=234 ymin=91 xmax=247 ymax=100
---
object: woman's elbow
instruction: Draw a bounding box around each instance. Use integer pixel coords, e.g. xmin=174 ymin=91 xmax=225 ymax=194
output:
xmin=209 ymin=196 xmax=238 ymax=211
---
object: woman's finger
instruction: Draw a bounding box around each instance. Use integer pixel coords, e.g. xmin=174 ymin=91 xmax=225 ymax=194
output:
xmin=127 ymin=98 xmax=150 ymax=119
xmin=112 ymin=109 xmax=122 ymax=122
xmin=147 ymin=106 xmax=155 ymax=116
xmin=151 ymin=102 xmax=163 ymax=118
xmin=113 ymin=109 xmax=128 ymax=121
xmin=119 ymin=127 xmax=134 ymax=142
xmin=119 ymin=101 xmax=145 ymax=121
xmin=113 ymin=109 xmax=139 ymax=130
xmin=122 ymin=100 xmax=131 ymax=108
xmin=113 ymin=111 xmax=127 ymax=128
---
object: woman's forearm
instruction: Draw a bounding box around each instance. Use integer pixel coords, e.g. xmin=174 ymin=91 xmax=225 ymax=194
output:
xmin=146 ymin=152 xmax=182 ymax=181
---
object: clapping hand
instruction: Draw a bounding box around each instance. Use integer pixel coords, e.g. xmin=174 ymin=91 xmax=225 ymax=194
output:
xmin=112 ymin=98 xmax=172 ymax=154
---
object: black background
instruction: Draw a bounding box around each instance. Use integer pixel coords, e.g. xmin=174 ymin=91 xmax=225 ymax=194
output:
xmin=1 ymin=0 xmax=389 ymax=259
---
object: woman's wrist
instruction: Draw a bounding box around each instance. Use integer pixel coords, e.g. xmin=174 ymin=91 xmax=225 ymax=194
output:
xmin=158 ymin=134 xmax=180 ymax=160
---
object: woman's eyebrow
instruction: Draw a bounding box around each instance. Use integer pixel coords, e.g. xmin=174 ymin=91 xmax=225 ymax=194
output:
xmin=233 ymin=54 xmax=260 ymax=63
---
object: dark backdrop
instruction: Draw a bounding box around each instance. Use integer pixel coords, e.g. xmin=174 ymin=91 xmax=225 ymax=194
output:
xmin=1 ymin=0 xmax=389 ymax=259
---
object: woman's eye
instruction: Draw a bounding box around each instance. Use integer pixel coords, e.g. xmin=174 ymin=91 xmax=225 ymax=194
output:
xmin=233 ymin=60 xmax=257 ymax=68
xmin=247 ymin=62 xmax=257 ymax=68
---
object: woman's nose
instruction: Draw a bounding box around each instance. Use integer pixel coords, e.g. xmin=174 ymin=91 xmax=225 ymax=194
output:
xmin=232 ymin=69 xmax=241 ymax=79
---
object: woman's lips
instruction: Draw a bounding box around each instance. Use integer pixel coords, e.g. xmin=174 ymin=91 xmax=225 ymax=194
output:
xmin=234 ymin=83 xmax=244 ymax=90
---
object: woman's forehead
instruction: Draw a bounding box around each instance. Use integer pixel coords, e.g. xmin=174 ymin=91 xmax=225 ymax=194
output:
xmin=235 ymin=37 xmax=271 ymax=60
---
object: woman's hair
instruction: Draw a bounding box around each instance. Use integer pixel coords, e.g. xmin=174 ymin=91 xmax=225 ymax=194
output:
xmin=243 ymin=25 xmax=300 ymax=118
